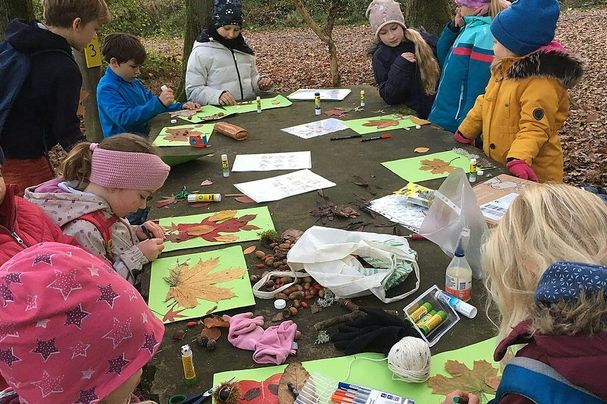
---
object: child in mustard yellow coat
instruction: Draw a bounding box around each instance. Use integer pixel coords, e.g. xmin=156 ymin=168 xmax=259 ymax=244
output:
xmin=453 ymin=0 xmax=582 ymax=183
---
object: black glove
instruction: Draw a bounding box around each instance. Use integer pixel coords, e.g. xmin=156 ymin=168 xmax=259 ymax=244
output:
xmin=331 ymin=308 xmax=418 ymax=355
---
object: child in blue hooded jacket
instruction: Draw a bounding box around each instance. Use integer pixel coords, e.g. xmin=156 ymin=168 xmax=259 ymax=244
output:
xmin=429 ymin=0 xmax=510 ymax=133
xmin=97 ymin=33 xmax=199 ymax=138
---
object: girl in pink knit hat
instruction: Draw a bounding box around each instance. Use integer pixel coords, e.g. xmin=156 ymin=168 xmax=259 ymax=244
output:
xmin=24 ymin=134 xmax=171 ymax=285
xmin=366 ymin=0 xmax=440 ymax=118
xmin=0 ymin=242 xmax=165 ymax=403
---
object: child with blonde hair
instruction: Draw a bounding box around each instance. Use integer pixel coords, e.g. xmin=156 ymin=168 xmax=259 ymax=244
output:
xmin=444 ymin=184 xmax=607 ymax=403
xmin=24 ymin=134 xmax=170 ymax=284
xmin=429 ymin=0 xmax=510 ymax=133
xmin=366 ymin=0 xmax=440 ymax=118
xmin=454 ymin=0 xmax=583 ymax=183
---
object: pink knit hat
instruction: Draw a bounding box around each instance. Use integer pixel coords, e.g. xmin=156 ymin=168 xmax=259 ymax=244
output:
xmin=366 ymin=0 xmax=407 ymax=38
xmin=89 ymin=143 xmax=170 ymax=191
xmin=0 ymin=242 xmax=164 ymax=403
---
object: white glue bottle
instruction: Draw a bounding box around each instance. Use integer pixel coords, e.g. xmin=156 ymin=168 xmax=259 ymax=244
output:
xmin=445 ymin=232 xmax=472 ymax=302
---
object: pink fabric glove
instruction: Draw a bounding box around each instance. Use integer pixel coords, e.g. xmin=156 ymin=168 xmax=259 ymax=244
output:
xmin=225 ymin=312 xmax=265 ymax=351
xmin=453 ymin=130 xmax=474 ymax=145
xmin=252 ymin=320 xmax=299 ymax=365
xmin=506 ymin=159 xmax=539 ymax=182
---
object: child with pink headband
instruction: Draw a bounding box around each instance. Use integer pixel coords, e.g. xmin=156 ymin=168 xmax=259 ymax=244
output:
xmin=24 ymin=133 xmax=170 ymax=284
xmin=0 ymin=242 xmax=165 ymax=403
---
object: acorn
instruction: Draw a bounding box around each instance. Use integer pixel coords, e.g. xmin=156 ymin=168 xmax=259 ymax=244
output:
xmin=206 ymin=339 xmax=217 ymax=351
xmin=196 ymin=334 xmax=209 ymax=348
xmin=172 ymin=329 xmax=186 ymax=340
xmin=255 ymin=250 xmax=266 ymax=258
xmin=249 ymin=274 xmax=260 ymax=283
xmin=289 ymin=307 xmax=298 ymax=316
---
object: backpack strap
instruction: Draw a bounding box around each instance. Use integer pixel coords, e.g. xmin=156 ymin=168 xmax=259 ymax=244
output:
xmin=64 ymin=210 xmax=119 ymax=262
xmin=493 ymin=357 xmax=604 ymax=404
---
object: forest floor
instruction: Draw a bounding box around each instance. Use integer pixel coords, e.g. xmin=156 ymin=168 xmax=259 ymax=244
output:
xmin=142 ymin=7 xmax=607 ymax=186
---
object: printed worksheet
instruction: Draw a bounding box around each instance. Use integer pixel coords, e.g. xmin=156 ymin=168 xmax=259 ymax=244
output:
xmin=281 ymin=118 xmax=349 ymax=139
xmin=368 ymin=194 xmax=428 ymax=232
xmin=234 ymin=170 xmax=336 ymax=203
xmin=232 ymin=151 xmax=311 ymax=172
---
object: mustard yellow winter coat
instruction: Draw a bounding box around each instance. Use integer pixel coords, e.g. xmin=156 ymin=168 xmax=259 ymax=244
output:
xmin=458 ymin=49 xmax=583 ymax=183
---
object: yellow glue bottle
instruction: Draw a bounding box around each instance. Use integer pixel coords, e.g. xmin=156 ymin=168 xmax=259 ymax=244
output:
xmin=181 ymin=344 xmax=197 ymax=386
xmin=360 ymin=90 xmax=366 ymax=108
xmin=187 ymin=193 xmax=221 ymax=203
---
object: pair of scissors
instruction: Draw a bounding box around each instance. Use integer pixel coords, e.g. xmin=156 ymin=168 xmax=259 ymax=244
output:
xmin=168 ymin=386 xmax=213 ymax=404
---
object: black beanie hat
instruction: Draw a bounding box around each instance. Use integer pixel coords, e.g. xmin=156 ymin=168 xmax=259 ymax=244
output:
xmin=212 ymin=0 xmax=243 ymax=28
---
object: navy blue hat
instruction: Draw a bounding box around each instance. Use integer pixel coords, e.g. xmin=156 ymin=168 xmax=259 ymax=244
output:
xmin=212 ymin=0 xmax=243 ymax=28
xmin=535 ymin=261 xmax=607 ymax=305
xmin=491 ymin=0 xmax=560 ymax=56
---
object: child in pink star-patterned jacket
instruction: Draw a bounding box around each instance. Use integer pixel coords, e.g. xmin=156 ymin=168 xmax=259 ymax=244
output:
xmin=0 ymin=242 xmax=164 ymax=403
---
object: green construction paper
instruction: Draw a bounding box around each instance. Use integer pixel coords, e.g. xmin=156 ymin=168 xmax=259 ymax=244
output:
xmin=148 ymin=245 xmax=254 ymax=323
xmin=153 ymin=123 xmax=214 ymax=147
xmin=382 ymin=150 xmax=471 ymax=183
xmin=159 ymin=206 xmax=275 ymax=253
xmin=213 ymin=338 xmax=498 ymax=403
xmin=343 ymin=114 xmax=418 ymax=135
xmin=178 ymin=105 xmax=235 ymax=124
xmin=221 ymin=95 xmax=292 ymax=115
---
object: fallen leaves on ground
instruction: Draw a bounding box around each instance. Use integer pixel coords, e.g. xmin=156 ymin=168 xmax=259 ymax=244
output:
xmin=163 ymin=258 xmax=246 ymax=308
xmin=420 ymin=158 xmax=457 ymax=174
xmin=427 ymin=360 xmax=499 ymax=397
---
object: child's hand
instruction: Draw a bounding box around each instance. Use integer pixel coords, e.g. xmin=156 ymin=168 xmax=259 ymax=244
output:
xmin=401 ymin=52 xmax=416 ymax=63
xmin=219 ymin=91 xmax=237 ymax=106
xmin=136 ymin=221 xmax=165 ymax=241
xmin=137 ymin=238 xmax=165 ymax=261
xmin=182 ymin=101 xmax=200 ymax=110
xmin=159 ymin=86 xmax=175 ymax=107
xmin=454 ymin=7 xmax=465 ymax=27
xmin=258 ymin=77 xmax=273 ymax=91
xmin=453 ymin=130 xmax=474 ymax=145
xmin=442 ymin=391 xmax=480 ymax=404
xmin=506 ymin=159 xmax=539 ymax=182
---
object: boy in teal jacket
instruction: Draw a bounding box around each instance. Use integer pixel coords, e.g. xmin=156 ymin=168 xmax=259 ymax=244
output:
xmin=429 ymin=0 xmax=510 ymax=133
xmin=97 ymin=33 xmax=199 ymax=138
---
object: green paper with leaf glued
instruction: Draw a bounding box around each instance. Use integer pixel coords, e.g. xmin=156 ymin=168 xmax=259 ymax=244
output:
xmin=221 ymin=95 xmax=292 ymax=115
xmin=213 ymin=338 xmax=498 ymax=403
xmin=153 ymin=123 xmax=214 ymax=147
xmin=382 ymin=150 xmax=471 ymax=183
xmin=178 ymin=104 xmax=235 ymax=123
xmin=343 ymin=114 xmax=423 ymax=135
xmin=159 ymin=206 xmax=275 ymax=252
xmin=148 ymin=245 xmax=254 ymax=323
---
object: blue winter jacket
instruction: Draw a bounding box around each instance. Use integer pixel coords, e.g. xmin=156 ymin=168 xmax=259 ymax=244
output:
xmin=428 ymin=16 xmax=495 ymax=133
xmin=371 ymin=32 xmax=437 ymax=119
xmin=97 ymin=67 xmax=182 ymax=138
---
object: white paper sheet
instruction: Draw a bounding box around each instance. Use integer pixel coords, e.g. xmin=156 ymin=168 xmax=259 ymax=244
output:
xmin=232 ymin=151 xmax=312 ymax=172
xmin=234 ymin=170 xmax=336 ymax=203
xmin=287 ymin=88 xmax=352 ymax=101
xmin=479 ymin=192 xmax=519 ymax=222
xmin=281 ymin=118 xmax=349 ymax=139
xmin=368 ymin=194 xmax=428 ymax=232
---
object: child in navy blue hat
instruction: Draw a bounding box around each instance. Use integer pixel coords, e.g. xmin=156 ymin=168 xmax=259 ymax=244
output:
xmin=453 ymin=0 xmax=583 ymax=183
xmin=443 ymin=184 xmax=607 ymax=404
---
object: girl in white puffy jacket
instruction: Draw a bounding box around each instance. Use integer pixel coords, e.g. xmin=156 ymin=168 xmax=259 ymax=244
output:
xmin=185 ymin=0 xmax=273 ymax=106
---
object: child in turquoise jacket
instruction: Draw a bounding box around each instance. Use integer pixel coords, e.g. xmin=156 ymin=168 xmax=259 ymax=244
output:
xmin=429 ymin=0 xmax=510 ymax=133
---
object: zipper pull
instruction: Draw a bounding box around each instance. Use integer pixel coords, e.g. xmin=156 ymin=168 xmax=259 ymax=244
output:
xmin=10 ymin=232 xmax=27 ymax=249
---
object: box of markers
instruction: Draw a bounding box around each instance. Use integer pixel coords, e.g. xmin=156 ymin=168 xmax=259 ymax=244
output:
xmin=333 ymin=382 xmax=414 ymax=404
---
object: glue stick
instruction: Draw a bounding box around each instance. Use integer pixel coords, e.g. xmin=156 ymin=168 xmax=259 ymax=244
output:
xmin=416 ymin=309 xmax=437 ymax=328
xmin=187 ymin=193 xmax=221 ymax=203
xmin=360 ymin=89 xmax=366 ymax=108
xmin=419 ymin=311 xmax=447 ymax=334
xmin=314 ymin=92 xmax=321 ymax=115
xmin=181 ymin=344 xmax=197 ymax=385
xmin=468 ymin=158 xmax=478 ymax=183
xmin=409 ymin=302 xmax=432 ymax=322
xmin=221 ymin=154 xmax=230 ymax=177
xmin=256 ymin=96 xmax=261 ymax=113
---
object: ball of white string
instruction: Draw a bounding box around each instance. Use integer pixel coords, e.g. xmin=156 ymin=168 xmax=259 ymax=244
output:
xmin=387 ymin=336 xmax=432 ymax=383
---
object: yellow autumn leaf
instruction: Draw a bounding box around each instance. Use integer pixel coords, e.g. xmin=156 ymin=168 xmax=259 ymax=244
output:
xmin=208 ymin=210 xmax=237 ymax=223
xmin=186 ymin=224 xmax=215 ymax=236
xmin=215 ymin=234 xmax=239 ymax=243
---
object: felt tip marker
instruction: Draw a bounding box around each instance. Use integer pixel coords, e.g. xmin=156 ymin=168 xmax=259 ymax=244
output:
xmin=338 ymin=383 xmax=371 ymax=393
xmin=330 ymin=134 xmax=362 ymax=141
xmin=139 ymin=224 xmax=153 ymax=240
xmin=361 ymin=134 xmax=392 ymax=142
xmin=333 ymin=390 xmax=368 ymax=401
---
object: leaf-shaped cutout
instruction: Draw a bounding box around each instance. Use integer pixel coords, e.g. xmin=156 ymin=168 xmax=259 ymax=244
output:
xmin=164 ymin=257 xmax=246 ymax=308
xmin=208 ymin=210 xmax=237 ymax=223
xmin=427 ymin=360 xmax=499 ymax=397
xmin=419 ymin=158 xmax=458 ymax=174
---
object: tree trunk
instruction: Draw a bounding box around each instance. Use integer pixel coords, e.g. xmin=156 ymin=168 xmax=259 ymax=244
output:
xmin=176 ymin=0 xmax=213 ymax=102
xmin=401 ymin=0 xmax=451 ymax=37
xmin=293 ymin=0 xmax=342 ymax=87
xmin=73 ymin=50 xmax=103 ymax=142
xmin=0 ymin=0 xmax=34 ymax=41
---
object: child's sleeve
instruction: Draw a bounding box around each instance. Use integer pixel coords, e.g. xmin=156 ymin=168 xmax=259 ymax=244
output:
xmin=97 ymin=84 xmax=166 ymax=132
xmin=185 ymin=48 xmax=224 ymax=105
xmin=457 ymin=92 xmax=485 ymax=139
xmin=251 ymin=57 xmax=261 ymax=94
xmin=508 ymin=80 xmax=562 ymax=163
xmin=373 ymin=52 xmax=417 ymax=105
xmin=436 ymin=22 xmax=459 ymax=67
xmin=143 ymin=86 xmax=183 ymax=112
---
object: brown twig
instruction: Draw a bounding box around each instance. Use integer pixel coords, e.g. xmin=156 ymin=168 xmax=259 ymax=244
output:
xmin=313 ymin=311 xmax=365 ymax=331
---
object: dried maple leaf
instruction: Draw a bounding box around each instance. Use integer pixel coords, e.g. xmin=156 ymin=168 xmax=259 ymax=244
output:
xmin=162 ymin=306 xmax=187 ymax=322
xmin=164 ymin=128 xmax=202 ymax=142
xmin=278 ymin=362 xmax=309 ymax=404
xmin=420 ymin=158 xmax=458 ymax=174
xmin=428 ymin=360 xmax=499 ymax=397
xmin=324 ymin=108 xmax=348 ymax=118
xmin=362 ymin=119 xmax=399 ymax=129
xmin=163 ymin=258 xmax=246 ymax=308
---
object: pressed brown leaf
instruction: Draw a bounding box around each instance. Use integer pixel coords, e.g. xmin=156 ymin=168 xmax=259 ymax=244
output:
xmin=235 ymin=196 xmax=257 ymax=204
xmin=243 ymin=245 xmax=257 ymax=255
xmin=324 ymin=108 xmax=348 ymax=118
xmin=428 ymin=360 xmax=499 ymax=397
xmin=414 ymin=147 xmax=430 ymax=153
xmin=203 ymin=315 xmax=230 ymax=328
xmin=278 ymin=362 xmax=310 ymax=404
xmin=362 ymin=119 xmax=399 ymax=129
xmin=420 ymin=158 xmax=458 ymax=175
xmin=201 ymin=327 xmax=221 ymax=340
xmin=164 ymin=128 xmax=202 ymax=142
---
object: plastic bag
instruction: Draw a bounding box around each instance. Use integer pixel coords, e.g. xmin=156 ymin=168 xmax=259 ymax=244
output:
xmin=281 ymin=226 xmax=420 ymax=303
xmin=419 ymin=169 xmax=488 ymax=279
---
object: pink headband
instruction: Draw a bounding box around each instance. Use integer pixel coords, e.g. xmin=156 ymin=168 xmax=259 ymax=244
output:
xmin=89 ymin=144 xmax=170 ymax=191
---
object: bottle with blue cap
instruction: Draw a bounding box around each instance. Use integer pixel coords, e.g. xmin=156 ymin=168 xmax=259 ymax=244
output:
xmin=445 ymin=229 xmax=473 ymax=302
